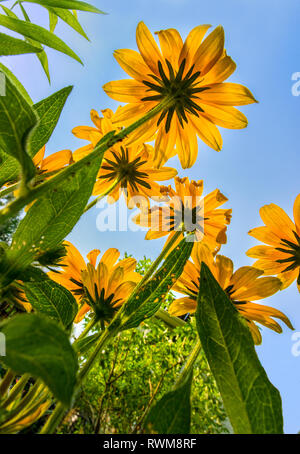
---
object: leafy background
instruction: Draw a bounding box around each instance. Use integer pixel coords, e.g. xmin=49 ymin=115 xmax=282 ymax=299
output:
xmin=1 ymin=0 xmax=299 ymax=432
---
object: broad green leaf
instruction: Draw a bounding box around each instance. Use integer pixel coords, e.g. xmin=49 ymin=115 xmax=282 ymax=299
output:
xmin=0 ymin=74 xmax=37 ymax=181
xmin=0 ymin=314 xmax=78 ymax=405
xmin=23 ymin=0 xmax=104 ymax=14
xmin=196 ymin=262 xmax=283 ymax=434
xmin=0 ymin=85 xmax=73 ymax=186
xmin=24 ymin=268 xmax=78 ymax=329
xmin=48 ymin=9 xmax=58 ymax=32
xmin=1 ymin=151 xmax=103 ymax=285
xmin=0 ymin=14 xmax=82 ymax=63
xmin=28 ymin=85 xmax=73 ymax=156
xmin=145 ymin=370 xmax=193 ymax=434
xmin=0 ymin=32 xmax=42 ymax=55
xmin=47 ymin=7 xmax=89 ymax=40
xmin=121 ymin=238 xmax=193 ymax=330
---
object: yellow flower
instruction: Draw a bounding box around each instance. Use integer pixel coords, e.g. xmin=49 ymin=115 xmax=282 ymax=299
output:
xmin=134 ymin=176 xmax=232 ymax=252
xmin=103 ymin=22 xmax=257 ymax=168
xmin=73 ymin=109 xmax=177 ymax=207
xmin=169 ymin=243 xmax=293 ymax=345
xmin=49 ymin=241 xmax=141 ymax=323
xmin=247 ymin=194 xmax=300 ymax=292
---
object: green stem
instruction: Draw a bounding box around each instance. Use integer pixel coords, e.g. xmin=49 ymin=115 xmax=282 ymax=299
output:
xmin=84 ymin=178 xmax=120 ymax=213
xmin=174 ymin=339 xmax=201 ymax=389
xmin=39 ymin=326 xmax=115 ymax=434
xmin=129 ymin=230 xmax=182 ymax=301
xmin=155 ymin=308 xmax=186 ymax=329
xmin=0 ymin=100 xmax=171 ymax=225
xmin=73 ymin=316 xmax=98 ymax=347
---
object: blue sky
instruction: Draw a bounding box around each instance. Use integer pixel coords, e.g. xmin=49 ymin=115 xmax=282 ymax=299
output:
xmin=2 ymin=0 xmax=300 ymax=433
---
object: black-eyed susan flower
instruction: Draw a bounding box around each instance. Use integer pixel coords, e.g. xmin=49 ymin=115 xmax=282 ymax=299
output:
xmin=169 ymin=243 xmax=293 ymax=345
xmin=48 ymin=241 xmax=141 ymax=323
xmin=247 ymin=194 xmax=300 ymax=292
xmin=134 ymin=176 xmax=232 ymax=253
xmin=103 ymin=22 xmax=257 ymax=169
xmin=73 ymin=109 xmax=177 ymax=207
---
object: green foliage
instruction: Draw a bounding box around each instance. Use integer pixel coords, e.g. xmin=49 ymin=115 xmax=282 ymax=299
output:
xmin=0 ymin=32 xmax=42 ymax=55
xmin=0 ymin=14 xmax=82 ymax=63
xmin=24 ymin=268 xmax=78 ymax=330
xmin=196 ymin=263 xmax=283 ymax=434
xmin=28 ymin=86 xmax=73 ymax=157
xmin=0 ymin=74 xmax=37 ymax=183
xmin=0 ymin=0 xmax=103 ymax=81
xmin=1 ymin=146 xmax=103 ymax=285
xmin=121 ymin=238 xmax=193 ymax=330
xmin=62 ymin=320 xmax=228 ymax=434
xmin=0 ymin=313 xmax=78 ymax=405
xmin=145 ymin=369 xmax=193 ymax=434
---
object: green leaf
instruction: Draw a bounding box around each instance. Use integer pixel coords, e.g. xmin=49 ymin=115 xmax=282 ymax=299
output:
xmin=24 ymin=268 xmax=78 ymax=329
xmin=0 ymin=73 xmax=38 ymax=182
xmin=195 ymin=262 xmax=283 ymax=434
xmin=145 ymin=369 xmax=193 ymax=434
xmin=48 ymin=9 xmax=58 ymax=32
xmin=1 ymin=151 xmax=103 ymax=285
xmin=47 ymin=7 xmax=89 ymax=40
xmin=0 ymin=85 xmax=72 ymax=186
xmin=74 ymin=332 xmax=101 ymax=355
xmin=0 ymin=313 xmax=78 ymax=406
xmin=121 ymin=238 xmax=193 ymax=330
xmin=28 ymin=86 xmax=73 ymax=157
xmin=0 ymin=14 xmax=82 ymax=64
xmin=0 ymin=32 xmax=42 ymax=55
xmin=23 ymin=0 xmax=105 ymax=14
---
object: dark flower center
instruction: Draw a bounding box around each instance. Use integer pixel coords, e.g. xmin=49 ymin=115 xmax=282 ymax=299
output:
xmin=275 ymin=230 xmax=300 ymax=272
xmin=99 ymin=147 xmax=151 ymax=191
xmin=141 ymin=58 xmax=209 ymax=133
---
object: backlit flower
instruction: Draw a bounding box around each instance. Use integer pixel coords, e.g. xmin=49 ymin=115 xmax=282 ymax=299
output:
xmin=103 ymin=22 xmax=257 ymax=168
xmin=134 ymin=176 xmax=232 ymax=252
xmin=169 ymin=243 xmax=293 ymax=344
xmin=49 ymin=241 xmax=141 ymax=323
xmin=73 ymin=109 xmax=177 ymax=207
xmin=247 ymin=194 xmax=300 ymax=292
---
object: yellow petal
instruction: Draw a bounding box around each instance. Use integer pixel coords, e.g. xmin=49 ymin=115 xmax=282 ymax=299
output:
xmin=260 ymin=203 xmax=296 ymax=243
xmin=176 ymin=120 xmax=198 ymax=168
xmin=155 ymin=28 xmax=183 ymax=69
xmin=230 ymin=266 xmax=263 ymax=294
xmin=114 ymin=48 xmax=150 ymax=81
xmin=136 ymin=21 xmax=163 ymax=75
xmin=190 ymin=113 xmax=223 ymax=151
xmin=247 ymin=226 xmax=281 ymax=246
xmin=72 ymin=125 xmax=99 ymax=140
xmin=193 ymin=25 xmax=225 ymax=75
xmin=179 ymin=24 xmax=211 ymax=70
xmin=200 ymin=82 xmax=258 ymax=106
xmin=215 ymin=255 xmax=233 ymax=289
xmin=201 ymin=103 xmax=248 ymax=129
xmin=33 ymin=146 xmax=46 ymax=168
xmin=103 ymin=79 xmax=147 ymax=103
xmin=41 ymin=149 xmax=72 ymax=173
xmin=232 ymin=276 xmax=282 ymax=301
xmin=169 ymin=297 xmax=197 ymax=316
xmin=293 ymin=193 xmax=300 ymax=235
xmin=100 ymin=248 xmax=120 ymax=269
xmin=87 ymin=249 xmax=101 ymax=267
xmin=201 ymin=55 xmax=236 ymax=85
